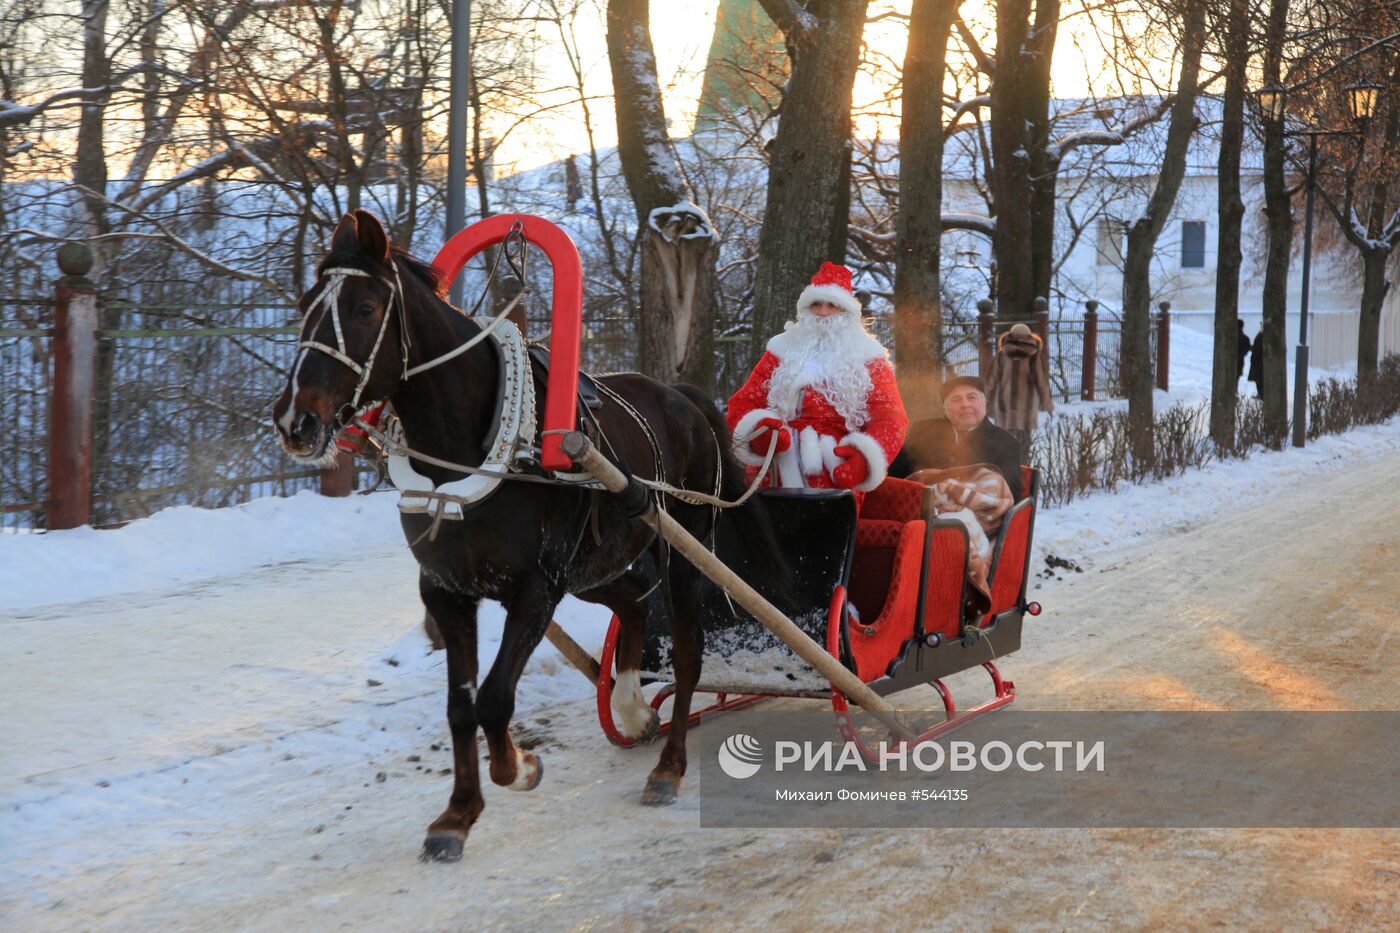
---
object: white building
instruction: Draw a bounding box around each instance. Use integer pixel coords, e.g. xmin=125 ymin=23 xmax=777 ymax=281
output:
xmin=940 ymin=97 xmax=1400 ymax=369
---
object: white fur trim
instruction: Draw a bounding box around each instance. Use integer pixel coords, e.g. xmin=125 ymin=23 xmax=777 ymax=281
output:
xmin=798 ymin=426 xmax=824 ymax=477
xmin=732 ymin=407 xmax=783 ymax=467
xmin=838 ymin=430 xmax=889 ymax=493
xmin=819 ymin=433 xmax=841 ymax=476
xmin=775 ymin=443 xmax=804 ymax=489
xmin=797 ymin=282 xmax=861 ymax=316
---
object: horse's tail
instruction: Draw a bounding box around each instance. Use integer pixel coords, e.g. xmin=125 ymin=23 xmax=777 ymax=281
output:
xmin=672 ymin=384 xmax=793 ymax=608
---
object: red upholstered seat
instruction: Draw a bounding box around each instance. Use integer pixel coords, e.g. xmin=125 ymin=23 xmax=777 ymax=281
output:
xmin=859 ymin=476 xmax=925 ymax=523
xmin=848 ymin=518 xmax=927 ymax=681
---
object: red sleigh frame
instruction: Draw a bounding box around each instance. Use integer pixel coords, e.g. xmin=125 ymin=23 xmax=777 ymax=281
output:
xmin=427 ymin=214 xmax=1042 ymax=754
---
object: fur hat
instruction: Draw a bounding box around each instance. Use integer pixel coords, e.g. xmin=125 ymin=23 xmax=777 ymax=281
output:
xmin=939 ymin=374 xmax=986 ymax=401
xmin=796 ymin=262 xmax=862 ymax=316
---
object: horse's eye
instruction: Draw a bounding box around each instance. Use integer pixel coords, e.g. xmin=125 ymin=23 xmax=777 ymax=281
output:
xmin=355 ymin=302 xmax=375 ymax=320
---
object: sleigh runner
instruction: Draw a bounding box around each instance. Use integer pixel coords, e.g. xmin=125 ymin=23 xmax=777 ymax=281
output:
xmin=594 ymin=470 xmax=1041 ymax=756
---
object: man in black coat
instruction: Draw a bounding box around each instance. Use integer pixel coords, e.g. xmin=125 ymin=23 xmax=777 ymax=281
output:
xmin=1236 ymin=319 xmax=1252 ymax=378
xmin=888 ymin=375 xmax=1025 ymax=502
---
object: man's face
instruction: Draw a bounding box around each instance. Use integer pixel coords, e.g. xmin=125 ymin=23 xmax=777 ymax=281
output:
xmin=806 ymin=300 xmax=843 ymax=318
xmin=944 ymin=386 xmax=986 ymax=432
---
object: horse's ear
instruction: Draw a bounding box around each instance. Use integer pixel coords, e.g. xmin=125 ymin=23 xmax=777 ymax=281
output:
xmin=353 ymin=209 xmax=391 ymax=264
xmin=331 ymin=213 xmax=358 ymax=255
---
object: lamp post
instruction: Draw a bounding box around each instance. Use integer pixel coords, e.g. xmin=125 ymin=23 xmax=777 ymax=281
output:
xmin=445 ymin=0 xmax=472 ymax=307
xmin=1257 ymin=80 xmax=1378 ymax=448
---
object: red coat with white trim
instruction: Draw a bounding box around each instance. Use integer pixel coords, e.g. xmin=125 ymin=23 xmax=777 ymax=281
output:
xmin=726 ymin=349 xmax=908 ymax=504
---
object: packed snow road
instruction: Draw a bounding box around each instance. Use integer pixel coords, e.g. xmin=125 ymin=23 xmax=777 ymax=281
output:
xmin=4 ymin=426 xmax=1399 ymax=931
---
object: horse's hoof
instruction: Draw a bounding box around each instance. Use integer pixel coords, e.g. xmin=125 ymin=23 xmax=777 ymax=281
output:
xmin=420 ymin=832 xmax=465 ymax=863
xmin=508 ymin=752 xmax=543 ymax=792
xmin=641 ymin=776 xmax=678 ymax=806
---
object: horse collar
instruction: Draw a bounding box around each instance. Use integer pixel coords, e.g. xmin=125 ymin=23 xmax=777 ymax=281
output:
xmin=387 ymin=317 xmax=537 ymax=518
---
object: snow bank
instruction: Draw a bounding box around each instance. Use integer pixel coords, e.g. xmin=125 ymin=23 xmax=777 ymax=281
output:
xmin=0 ymin=491 xmax=405 ymax=613
xmin=1035 ymin=415 xmax=1400 ymax=571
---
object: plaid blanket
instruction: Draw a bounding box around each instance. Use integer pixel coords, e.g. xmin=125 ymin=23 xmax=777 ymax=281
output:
xmin=905 ymin=464 xmax=1015 ymax=605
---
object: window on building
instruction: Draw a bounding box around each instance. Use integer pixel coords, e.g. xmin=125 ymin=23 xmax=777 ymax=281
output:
xmin=1181 ymin=221 xmax=1206 ymax=268
xmin=1096 ymin=220 xmax=1126 ymax=266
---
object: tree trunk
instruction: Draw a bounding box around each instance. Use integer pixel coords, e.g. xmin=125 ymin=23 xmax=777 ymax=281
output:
xmin=607 ymin=0 xmax=717 ymax=387
xmin=749 ymin=0 xmax=868 ymax=362
xmin=76 ymin=0 xmax=115 ymax=507
xmin=1357 ymin=248 xmax=1390 ymax=389
xmin=1120 ymin=0 xmax=1205 ymax=461
xmin=1025 ymin=0 xmax=1060 ymax=304
xmin=1258 ymin=0 xmax=1291 ymax=444
xmin=1209 ymin=0 xmax=1247 ymax=450
xmin=893 ymin=0 xmax=956 ymax=420
xmin=989 ymin=0 xmax=1034 ymax=323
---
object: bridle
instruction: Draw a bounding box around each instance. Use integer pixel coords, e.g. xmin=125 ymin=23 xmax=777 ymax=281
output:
xmin=294 ymin=258 xmax=522 ymax=426
xmin=296 ymin=265 xmax=408 ymax=423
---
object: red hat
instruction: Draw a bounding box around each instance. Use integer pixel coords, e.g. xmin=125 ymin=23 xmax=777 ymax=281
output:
xmin=797 ymin=261 xmax=861 ymax=316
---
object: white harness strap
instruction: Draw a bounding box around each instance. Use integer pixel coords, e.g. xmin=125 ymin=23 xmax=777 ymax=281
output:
xmin=387 ymin=317 xmax=537 ymax=517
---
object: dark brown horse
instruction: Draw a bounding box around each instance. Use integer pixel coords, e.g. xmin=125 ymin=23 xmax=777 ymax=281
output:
xmin=271 ymin=210 xmax=780 ymax=862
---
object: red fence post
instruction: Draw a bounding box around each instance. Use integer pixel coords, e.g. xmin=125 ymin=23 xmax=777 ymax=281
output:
xmin=1082 ymin=300 xmax=1098 ymax=401
xmin=1156 ymin=300 xmax=1171 ymax=392
xmin=320 ymin=452 xmax=355 ymax=497
xmin=48 ymin=243 xmax=98 ymax=530
xmin=977 ymin=298 xmax=995 ymax=379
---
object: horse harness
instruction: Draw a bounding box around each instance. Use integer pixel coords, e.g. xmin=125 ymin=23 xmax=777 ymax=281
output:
xmin=298 ymin=254 xmax=774 ymax=554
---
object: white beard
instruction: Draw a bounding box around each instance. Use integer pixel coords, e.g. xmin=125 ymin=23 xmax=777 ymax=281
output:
xmin=766 ymin=313 xmax=877 ymax=431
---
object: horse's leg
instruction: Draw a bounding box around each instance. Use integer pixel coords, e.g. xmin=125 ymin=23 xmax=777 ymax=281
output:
xmin=419 ymin=579 xmax=483 ymax=862
xmin=597 ymin=567 xmax=662 ymax=743
xmin=476 ymin=576 xmax=559 ymax=790
xmin=643 ymin=581 xmax=702 ymax=806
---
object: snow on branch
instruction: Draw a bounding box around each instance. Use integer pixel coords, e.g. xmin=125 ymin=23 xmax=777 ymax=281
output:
xmin=1049 ymin=97 xmax=1176 ymax=162
xmin=941 ymin=213 xmax=996 ymax=236
xmin=849 ymin=214 xmax=996 ymax=242
xmin=0 ymin=87 xmax=108 ymax=129
xmin=647 ymin=203 xmax=717 ymax=243
xmin=945 ymin=95 xmax=991 ymax=130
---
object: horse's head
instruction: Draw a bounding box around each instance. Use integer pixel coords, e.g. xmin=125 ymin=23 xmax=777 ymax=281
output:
xmin=273 ymin=210 xmax=408 ymax=463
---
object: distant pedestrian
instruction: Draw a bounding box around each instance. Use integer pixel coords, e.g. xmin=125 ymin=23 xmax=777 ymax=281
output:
xmin=1236 ymin=319 xmax=1251 ymax=379
xmin=565 ymin=154 xmax=583 ymax=212
xmin=986 ymin=322 xmax=1054 ymax=457
xmin=1247 ymin=323 xmax=1266 ymax=398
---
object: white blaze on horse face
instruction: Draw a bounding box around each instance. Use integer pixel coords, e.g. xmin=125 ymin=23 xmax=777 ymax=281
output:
xmin=611 ymin=669 xmax=652 ymax=738
xmin=279 ymin=348 xmax=310 ymax=435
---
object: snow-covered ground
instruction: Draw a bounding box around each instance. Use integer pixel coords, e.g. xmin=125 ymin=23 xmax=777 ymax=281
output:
xmin=3 ymin=416 xmax=1397 ymax=930
xmin=3 ymin=353 xmax=1397 ymax=930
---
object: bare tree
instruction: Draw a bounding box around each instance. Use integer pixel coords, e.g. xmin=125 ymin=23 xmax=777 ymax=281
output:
xmin=1258 ymin=0 xmax=1294 ymax=442
xmin=748 ymin=0 xmax=869 ymax=359
xmin=606 ymin=0 xmax=718 ymax=387
xmin=892 ymin=0 xmax=957 ymax=419
xmin=1210 ymin=0 xmax=1250 ymax=448
xmin=1121 ymin=0 xmax=1206 ymax=460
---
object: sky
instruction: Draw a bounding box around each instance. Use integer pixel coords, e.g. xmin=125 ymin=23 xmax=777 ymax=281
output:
xmin=492 ymin=1 xmax=1147 ymax=176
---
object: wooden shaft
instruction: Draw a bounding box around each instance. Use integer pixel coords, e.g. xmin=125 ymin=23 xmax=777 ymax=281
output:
xmin=544 ymin=620 xmax=601 ymax=685
xmin=561 ymin=432 xmax=916 ymax=742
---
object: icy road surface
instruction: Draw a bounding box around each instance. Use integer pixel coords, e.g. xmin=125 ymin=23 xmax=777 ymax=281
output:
xmin=4 ymin=422 xmax=1399 ymax=931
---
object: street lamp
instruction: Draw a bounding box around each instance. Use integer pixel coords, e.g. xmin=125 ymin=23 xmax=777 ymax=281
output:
xmin=1256 ymin=80 xmax=1372 ymax=448
xmin=1346 ymin=80 xmax=1383 ymax=122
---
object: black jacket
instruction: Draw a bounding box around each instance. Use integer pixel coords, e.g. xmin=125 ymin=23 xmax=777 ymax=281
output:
xmin=888 ymin=417 xmax=1024 ymax=502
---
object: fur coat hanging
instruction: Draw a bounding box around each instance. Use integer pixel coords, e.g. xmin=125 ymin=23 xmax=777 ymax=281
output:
xmin=987 ymin=324 xmax=1054 ymax=431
